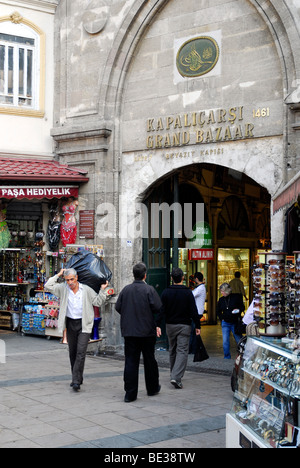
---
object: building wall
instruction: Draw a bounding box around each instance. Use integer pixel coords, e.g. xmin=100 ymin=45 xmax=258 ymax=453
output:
xmin=51 ymin=0 xmax=300 ymax=349
xmin=0 ymin=0 xmax=58 ymax=158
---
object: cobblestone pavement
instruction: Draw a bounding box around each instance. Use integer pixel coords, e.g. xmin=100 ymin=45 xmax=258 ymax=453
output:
xmin=0 ymin=327 xmax=235 ymax=448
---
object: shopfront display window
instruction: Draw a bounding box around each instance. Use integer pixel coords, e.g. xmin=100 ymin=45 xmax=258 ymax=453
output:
xmin=178 ymin=248 xmax=188 ymax=284
xmin=177 ymin=248 xmax=208 ymax=288
xmin=218 ymin=248 xmax=250 ymax=310
xmin=177 ymin=247 xmax=209 ymax=320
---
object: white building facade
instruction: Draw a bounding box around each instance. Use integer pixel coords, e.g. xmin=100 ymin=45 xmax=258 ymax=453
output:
xmin=0 ymin=0 xmax=58 ymax=158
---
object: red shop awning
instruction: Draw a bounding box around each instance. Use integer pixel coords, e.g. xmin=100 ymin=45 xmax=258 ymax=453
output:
xmin=0 ymin=157 xmax=89 ymax=183
xmin=0 ymin=186 xmax=79 ymax=200
xmin=273 ymin=171 xmax=300 ymax=214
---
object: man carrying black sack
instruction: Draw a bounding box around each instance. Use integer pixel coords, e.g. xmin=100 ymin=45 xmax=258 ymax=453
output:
xmin=115 ymin=263 xmax=162 ymax=403
xmin=45 ymin=268 xmax=110 ymax=391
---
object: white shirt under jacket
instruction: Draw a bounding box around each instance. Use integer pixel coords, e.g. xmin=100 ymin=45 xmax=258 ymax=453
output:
xmin=66 ymin=283 xmax=84 ymax=320
xmin=45 ymin=274 xmax=109 ymax=335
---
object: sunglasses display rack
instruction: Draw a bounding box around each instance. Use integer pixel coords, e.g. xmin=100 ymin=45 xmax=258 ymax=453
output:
xmin=287 ymin=252 xmax=300 ymax=343
xmin=253 ymin=252 xmax=287 ymax=338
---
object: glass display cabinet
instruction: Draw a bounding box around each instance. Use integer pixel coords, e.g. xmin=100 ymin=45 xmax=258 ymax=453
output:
xmin=227 ymin=336 xmax=300 ymax=448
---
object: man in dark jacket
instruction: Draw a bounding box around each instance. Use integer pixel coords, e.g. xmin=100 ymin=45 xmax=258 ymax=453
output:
xmin=115 ymin=263 xmax=162 ymax=402
xmin=159 ymin=268 xmax=201 ymax=389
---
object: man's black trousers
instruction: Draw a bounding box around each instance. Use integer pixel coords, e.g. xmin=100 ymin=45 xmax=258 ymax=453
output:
xmin=124 ymin=336 xmax=160 ymax=400
xmin=66 ymin=317 xmax=90 ymax=386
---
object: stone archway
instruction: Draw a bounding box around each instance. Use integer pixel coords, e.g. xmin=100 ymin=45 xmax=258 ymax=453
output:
xmin=140 ymin=162 xmax=271 ymax=323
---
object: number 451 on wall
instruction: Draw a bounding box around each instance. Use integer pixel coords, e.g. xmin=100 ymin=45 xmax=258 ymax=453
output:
xmin=253 ymin=108 xmax=270 ymax=118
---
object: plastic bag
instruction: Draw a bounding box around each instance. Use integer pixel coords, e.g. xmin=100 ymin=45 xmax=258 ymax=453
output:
xmin=65 ymin=250 xmax=112 ymax=293
xmin=193 ymin=335 xmax=209 ymax=363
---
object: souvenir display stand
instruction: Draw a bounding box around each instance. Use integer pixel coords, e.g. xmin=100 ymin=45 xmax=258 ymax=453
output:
xmin=19 ymin=244 xmax=108 ymax=340
xmin=21 ymin=290 xmax=61 ymax=339
xmin=0 ymin=197 xmax=110 ymax=341
xmin=20 ymin=247 xmax=72 ymax=339
xmin=0 ymin=248 xmax=31 ymax=331
xmin=227 ymin=251 xmax=300 ymax=448
xmin=290 ymin=252 xmax=300 ymax=343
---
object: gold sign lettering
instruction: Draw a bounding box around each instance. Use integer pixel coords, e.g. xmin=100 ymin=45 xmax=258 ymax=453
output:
xmin=146 ymin=105 xmax=260 ymax=149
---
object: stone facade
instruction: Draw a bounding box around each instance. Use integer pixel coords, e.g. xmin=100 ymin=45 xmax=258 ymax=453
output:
xmin=51 ymin=0 xmax=300 ymax=350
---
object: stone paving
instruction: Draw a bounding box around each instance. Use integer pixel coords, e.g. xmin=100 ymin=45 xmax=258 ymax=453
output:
xmin=0 ymin=329 xmax=235 ymax=448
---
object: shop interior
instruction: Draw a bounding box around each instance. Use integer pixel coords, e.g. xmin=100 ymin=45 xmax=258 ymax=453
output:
xmin=0 ymin=195 xmax=79 ymax=337
xmin=143 ymin=163 xmax=271 ymax=324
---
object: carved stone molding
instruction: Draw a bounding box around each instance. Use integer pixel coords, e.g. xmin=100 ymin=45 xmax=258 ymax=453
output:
xmin=51 ymin=121 xmax=113 ymax=156
xmin=10 ymin=12 xmax=23 ymax=24
xmin=82 ymin=0 xmax=109 ymax=35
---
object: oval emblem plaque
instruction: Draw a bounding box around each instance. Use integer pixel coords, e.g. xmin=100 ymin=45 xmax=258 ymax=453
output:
xmin=176 ymin=36 xmax=220 ymax=78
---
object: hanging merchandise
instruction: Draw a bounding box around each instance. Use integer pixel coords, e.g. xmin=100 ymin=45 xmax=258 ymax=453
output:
xmin=27 ymin=221 xmax=35 ymax=248
xmin=283 ymin=203 xmax=300 ymax=255
xmin=66 ymin=249 xmax=112 ymax=293
xmin=47 ymin=202 xmax=61 ymax=251
xmin=34 ymin=230 xmax=46 ymax=291
xmin=61 ymin=198 xmax=78 ymax=247
xmin=286 ymin=252 xmax=300 ymax=348
xmin=0 ymin=203 xmax=11 ymax=249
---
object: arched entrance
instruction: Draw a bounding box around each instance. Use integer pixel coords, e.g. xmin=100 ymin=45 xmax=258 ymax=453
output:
xmin=51 ymin=0 xmax=300 ymax=355
xmin=143 ymin=162 xmax=271 ymax=325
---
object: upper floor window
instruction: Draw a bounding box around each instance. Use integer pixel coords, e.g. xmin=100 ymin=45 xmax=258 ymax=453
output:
xmin=0 ymin=13 xmax=45 ymax=117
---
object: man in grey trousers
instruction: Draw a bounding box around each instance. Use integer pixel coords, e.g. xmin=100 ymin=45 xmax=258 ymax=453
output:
xmin=159 ymin=268 xmax=201 ymax=389
xmin=45 ymin=268 xmax=109 ymax=391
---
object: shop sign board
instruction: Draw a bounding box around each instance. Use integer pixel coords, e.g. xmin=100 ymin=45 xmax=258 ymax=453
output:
xmin=189 ymin=249 xmax=214 ymax=261
xmin=0 ymin=187 xmax=79 ymax=199
xmin=79 ymin=210 xmax=95 ymax=239
xmin=187 ymin=221 xmax=213 ymax=249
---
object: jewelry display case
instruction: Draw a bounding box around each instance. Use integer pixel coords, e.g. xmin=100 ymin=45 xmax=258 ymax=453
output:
xmin=227 ymin=336 xmax=300 ymax=448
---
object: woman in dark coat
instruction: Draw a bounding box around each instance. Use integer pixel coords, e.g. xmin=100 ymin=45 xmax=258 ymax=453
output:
xmin=216 ymin=283 xmax=245 ymax=359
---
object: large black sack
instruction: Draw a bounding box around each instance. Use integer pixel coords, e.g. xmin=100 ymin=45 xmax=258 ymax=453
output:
xmin=66 ymin=250 xmax=112 ymax=293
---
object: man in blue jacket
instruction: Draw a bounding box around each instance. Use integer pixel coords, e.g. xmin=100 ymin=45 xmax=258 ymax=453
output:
xmin=115 ymin=263 xmax=162 ymax=403
xmin=160 ymin=268 xmax=201 ymax=389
